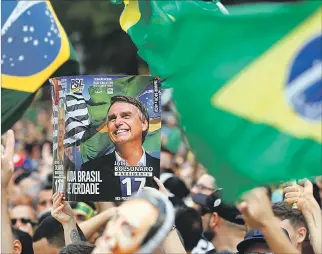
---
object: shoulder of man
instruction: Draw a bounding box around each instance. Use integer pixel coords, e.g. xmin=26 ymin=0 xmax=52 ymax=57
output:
xmin=81 ymin=152 xmax=115 ymax=170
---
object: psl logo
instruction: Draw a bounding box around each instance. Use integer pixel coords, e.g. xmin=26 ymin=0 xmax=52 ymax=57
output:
xmin=70 ymin=79 xmax=85 ymax=93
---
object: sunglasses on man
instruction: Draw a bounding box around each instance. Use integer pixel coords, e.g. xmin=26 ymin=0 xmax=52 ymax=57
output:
xmin=11 ymin=218 xmax=38 ymax=227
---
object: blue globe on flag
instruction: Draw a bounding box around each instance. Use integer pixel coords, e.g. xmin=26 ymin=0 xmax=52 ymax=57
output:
xmin=2 ymin=1 xmax=61 ymax=76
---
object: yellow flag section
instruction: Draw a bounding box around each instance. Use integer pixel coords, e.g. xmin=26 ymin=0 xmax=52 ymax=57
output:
xmin=212 ymin=9 xmax=322 ymax=143
xmin=120 ymin=0 xmax=141 ymax=33
xmin=1 ymin=2 xmax=70 ymax=93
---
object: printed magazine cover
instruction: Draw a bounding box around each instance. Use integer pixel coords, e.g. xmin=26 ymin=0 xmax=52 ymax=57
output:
xmin=50 ymin=75 xmax=161 ymax=201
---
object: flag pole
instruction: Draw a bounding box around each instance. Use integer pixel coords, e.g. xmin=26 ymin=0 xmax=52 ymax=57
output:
xmin=216 ymin=1 xmax=230 ymax=15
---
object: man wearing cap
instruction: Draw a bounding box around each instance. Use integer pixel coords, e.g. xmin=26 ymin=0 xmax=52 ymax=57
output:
xmin=236 ymin=228 xmax=293 ymax=253
xmin=237 ymin=229 xmax=272 ymax=253
xmin=237 ymin=187 xmax=300 ymax=254
xmin=192 ymin=189 xmax=246 ymax=254
xmin=236 ymin=229 xmax=275 ymax=253
xmin=79 ymin=96 xmax=160 ymax=201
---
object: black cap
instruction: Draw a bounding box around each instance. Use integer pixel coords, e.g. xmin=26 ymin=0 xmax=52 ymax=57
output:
xmin=237 ymin=229 xmax=266 ymax=253
xmin=162 ymin=174 xmax=189 ymax=199
xmin=192 ymin=189 xmax=244 ymax=225
xmin=237 ymin=228 xmax=290 ymax=253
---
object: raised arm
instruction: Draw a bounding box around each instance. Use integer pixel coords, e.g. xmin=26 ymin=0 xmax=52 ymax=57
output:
xmin=284 ymin=179 xmax=322 ymax=254
xmin=238 ymin=187 xmax=300 ymax=254
xmin=79 ymin=206 xmax=117 ymax=240
xmin=51 ymin=192 xmax=80 ymax=245
xmin=1 ymin=130 xmax=15 ymax=254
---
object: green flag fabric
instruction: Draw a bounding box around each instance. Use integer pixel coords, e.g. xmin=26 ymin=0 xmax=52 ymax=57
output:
xmin=1 ymin=2 xmax=79 ymax=134
xmin=113 ymin=0 xmax=322 ymax=202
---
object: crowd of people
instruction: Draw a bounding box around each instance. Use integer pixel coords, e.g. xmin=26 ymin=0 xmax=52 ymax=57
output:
xmin=1 ymin=93 xmax=322 ymax=254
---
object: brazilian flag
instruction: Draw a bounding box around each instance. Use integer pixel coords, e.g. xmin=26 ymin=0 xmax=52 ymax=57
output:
xmin=1 ymin=1 xmax=79 ymax=134
xmin=113 ymin=0 xmax=322 ymax=202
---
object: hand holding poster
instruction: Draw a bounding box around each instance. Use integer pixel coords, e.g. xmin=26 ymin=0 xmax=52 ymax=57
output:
xmin=50 ymin=75 xmax=161 ymax=201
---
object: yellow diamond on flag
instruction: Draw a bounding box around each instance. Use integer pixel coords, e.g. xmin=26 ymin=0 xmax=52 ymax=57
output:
xmin=212 ymin=9 xmax=322 ymax=143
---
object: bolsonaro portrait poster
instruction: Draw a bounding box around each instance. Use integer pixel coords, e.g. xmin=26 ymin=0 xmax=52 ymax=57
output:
xmin=50 ymin=75 xmax=161 ymax=201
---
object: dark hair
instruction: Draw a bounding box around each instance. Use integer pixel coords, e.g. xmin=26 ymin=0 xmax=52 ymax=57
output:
xmin=33 ymin=215 xmax=87 ymax=248
xmin=272 ymin=202 xmax=307 ymax=230
xmin=175 ymin=207 xmax=203 ymax=251
xmin=107 ymin=95 xmax=150 ymax=144
xmin=24 ymin=143 xmax=34 ymax=156
xmin=24 ymin=142 xmax=40 ymax=156
xmin=163 ymin=176 xmax=190 ymax=199
xmin=37 ymin=211 xmax=51 ymax=225
xmin=16 ymin=229 xmax=34 ymax=254
xmin=14 ymin=171 xmax=31 ymax=185
xmin=11 ymin=226 xmax=20 ymax=240
xmin=41 ymin=182 xmax=53 ymax=191
xmin=58 ymin=241 xmax=95 ymax=254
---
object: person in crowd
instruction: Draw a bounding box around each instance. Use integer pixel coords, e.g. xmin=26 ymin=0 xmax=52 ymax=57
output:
xmin=284 ymin=179 xmax=322 ymax=254
xmin=236 ymin=228 xmax=290 ymax=254
xmin=192 ymin=188 xmax=246 ymax=254
xmin=175 ymin=207 xmax=203 ymax=253
xmin=11 ymin=226 xmax=24 ymax=254
xmin=24 ymin=142 xmax=41 ymax=172
xmin=186 ymin=174 xmax=216 ymax=254
xmin=160 ymin=146 xmax=175 ymax=173
xmin=188 ymin=173 xmax=217 ymax=253
xmin=74 ymin=204 xmax=118 ymax=242
xmin=10 ymin=205 xmax=38 ymax=236
xmin=71 ymin=202 xmax=96 ymax=224
xmin=58 ymin=241 xmax=95 ymax=254
xmin=34 ymin=184 xmax=53 ymax=219
xmin=32 ymin=215 xmax=86 ymax=254
xmin=16 ymin=227 xmax=35 ymax=254
xmin=51 ymin=179 xmax=185 ymax=254
xmin=14 ymin=171 xmax=42 ymax=206
xmin=189 ymin=173 xmax=217 ymax=211
xmin=237 ymin=187 xmax=300 ymax=254
xmin=160 ymin=171 xmax=190 ymax=208
xmin=272 ymin=201 xmax=307 ymax=252
xmin=71 ymin=202 xmax=99 ymax=243
xmin=191 ymin=174 xmax=216 ymax=197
